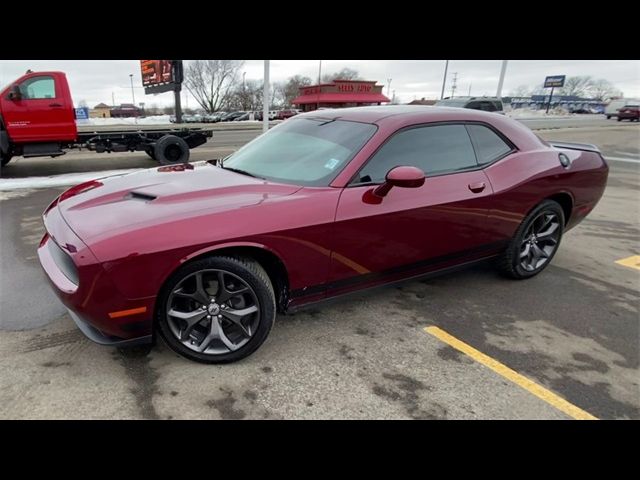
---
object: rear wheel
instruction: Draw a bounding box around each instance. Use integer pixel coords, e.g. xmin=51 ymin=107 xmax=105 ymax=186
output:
xmin=157 ymin=256 xmax=276 ymax=364
xmin=154 ymin=135 xmax=190 ymax=165
xmin=496 ymin=200 xmax=564 ymax=279
xmin=145 ymin=149 xmax=156 ymax=161
xmin=1 ymin=152 xmax=12 ymax=166
xmin=617 ymin=117 xmax=622 ymax=122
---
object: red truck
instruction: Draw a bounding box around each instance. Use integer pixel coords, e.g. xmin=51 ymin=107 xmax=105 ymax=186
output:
xmin=0 ymin=71 xmax=212 ymax=170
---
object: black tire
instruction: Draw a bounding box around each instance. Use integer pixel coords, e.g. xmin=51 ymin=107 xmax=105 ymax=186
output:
xmin=496 ymin=199 xmax=565 ymax=280
xmin=606 ymin=115 xmax=611 ymax=120
xmin=157 ymin=256 xmax=276 ymax=364
xmin=1 ymin=152 xmax=12 ymax=166
xmin=145 ymin=149 xmax=156 ymax=161
xmin=154 ymin=135 xmax=190 ymax=165
xmin=617 ymin=117 xmax=622 ymax=122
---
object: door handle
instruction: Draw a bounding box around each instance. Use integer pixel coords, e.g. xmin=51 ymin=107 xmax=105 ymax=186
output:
xmin=49 ymin=103 xmax=63 ymax=107
xmin=468 ymin=182 xmax=486 ymax=193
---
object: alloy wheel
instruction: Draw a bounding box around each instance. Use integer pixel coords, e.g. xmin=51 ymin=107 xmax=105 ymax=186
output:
xmin=519 ymin=211 xmax=561 ymax=272
xmin=166 ymin=269 xmax=260 ymax=355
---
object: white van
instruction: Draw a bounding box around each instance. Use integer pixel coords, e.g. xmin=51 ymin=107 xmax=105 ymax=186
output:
xmin=605 ymin=98 xmax=640 ymax=119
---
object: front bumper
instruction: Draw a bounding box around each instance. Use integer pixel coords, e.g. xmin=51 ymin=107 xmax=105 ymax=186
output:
xmin=37 ymin=202 xmax=155 ymax=343
xmin=66 ymin=308 xmax=152 ymax=347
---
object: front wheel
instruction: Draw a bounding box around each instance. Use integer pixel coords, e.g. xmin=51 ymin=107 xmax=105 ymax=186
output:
xmin=496 ymin=200 xmax=564 ymax=279
xmin=157 ymin=256 xmax=276 ymax=364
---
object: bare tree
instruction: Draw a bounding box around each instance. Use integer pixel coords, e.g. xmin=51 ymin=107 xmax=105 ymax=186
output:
xmin=321 ymin=68 xmax=361 ymax=83
xmin=279 ymin=75 xmax=312 ymax=107
xmin=559 ymin=76 xmax=593 ymax=97
xmin=509 ymin=85 xmax=531 ymax=97
xmin=184 ymin=60 xmax=244 ymax=113
xmin=588 ymin=78 xmax=617 ymax=101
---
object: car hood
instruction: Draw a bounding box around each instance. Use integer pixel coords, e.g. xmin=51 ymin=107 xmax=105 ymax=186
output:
xmin=55 ymin=161 xmax=302 ymax=243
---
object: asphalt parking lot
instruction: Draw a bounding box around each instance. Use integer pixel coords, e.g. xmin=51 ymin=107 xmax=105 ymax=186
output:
xmin=0 ymin=123 xmax=638 ymax=419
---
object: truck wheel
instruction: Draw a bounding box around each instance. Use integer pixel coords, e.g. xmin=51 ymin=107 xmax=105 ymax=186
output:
xmin=1 ymin=153 xmax=12 ymax=166
xmin=154 ymin=135 xmax=190 ymax=165
xmin=145 ymin=150 xmax=157 ymax=161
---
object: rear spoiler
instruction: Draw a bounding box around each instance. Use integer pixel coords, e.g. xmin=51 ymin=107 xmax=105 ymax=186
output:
xmin=548 ymin=141 xmax=601 ymax=153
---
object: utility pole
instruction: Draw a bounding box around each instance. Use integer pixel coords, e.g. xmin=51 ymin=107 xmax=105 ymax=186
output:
xmin=112 ymin=92 xmax=115 ymax=107
xmin=496 ymin=60 xmax=508 ymax=100
xmin=242 ymin=71 xmax=246 ymax=110
xmin=440 ymin=60 xmax=449 ymax=99
xmin=468 ymin=83 xmax=472 ymax=96
xmin=263 ymin=60 xmax=270 ymax=133
xmin=317 ymin=60 xmax=322 ymax=111
xmin=129 ymin=74 xmax=135 ymax=105
xmin=450 ymin=72 xmax=458 ymax=98
xmin=387 ymin=78 xmax=392 ymax=98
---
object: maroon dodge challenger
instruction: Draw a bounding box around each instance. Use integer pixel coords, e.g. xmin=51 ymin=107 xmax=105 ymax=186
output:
xmin=38 ymin=106 xmax=609 ymax=363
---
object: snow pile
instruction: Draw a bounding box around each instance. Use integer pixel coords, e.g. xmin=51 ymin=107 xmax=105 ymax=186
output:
xmin=0 ymin=168 xmax=145 ymax=191
xmin=80 ymin=115 xmax=173 ymax=126
xmin=506 ymin=108 xmax=574 ymax=118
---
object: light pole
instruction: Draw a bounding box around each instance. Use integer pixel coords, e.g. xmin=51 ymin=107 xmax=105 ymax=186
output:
xmin=242 ymin=71 xmax=246 ymax=110
xmin=440 ymin=60 xmax=449 ymax=99
xmin=263 ymin=61 xmax=270 ymax=133
xmin=129 ymin=74 xmax=135 ymax=105
xmin=496 ymin=60 xmax=508 ymax=100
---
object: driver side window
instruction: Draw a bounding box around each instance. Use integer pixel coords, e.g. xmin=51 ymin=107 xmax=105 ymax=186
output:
xmin=356 ymin=124 xmax=478 ymax=184
xmin=19 ymin=76 xmax=56 ymax=99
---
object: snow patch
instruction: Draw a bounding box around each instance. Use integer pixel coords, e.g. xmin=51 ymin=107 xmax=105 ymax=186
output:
xmin=0 ymin=169 xmax=144 ymax=191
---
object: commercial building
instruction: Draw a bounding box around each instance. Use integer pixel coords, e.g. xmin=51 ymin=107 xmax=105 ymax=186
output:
xmin=90 ymin=102 xmax=111 ymax=118
xmin=292 ymin=80 xmax=390 ymax=112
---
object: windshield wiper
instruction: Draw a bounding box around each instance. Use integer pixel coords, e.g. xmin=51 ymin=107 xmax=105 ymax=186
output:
xmin=221 ymin=166 xmax=265 ymax=179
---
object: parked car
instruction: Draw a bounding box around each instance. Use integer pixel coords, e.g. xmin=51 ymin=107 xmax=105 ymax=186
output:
xmin=276 ymin=109 xmax=298 ymax=120
xmin=221 ymin=111 xmax=246 ymax=122
xmin=435 ymin=97 xmax=504 ymax=114
xmin=203 ymin=112 xmax=225 ymax=123
xmin=38 ymin=106 xmax=608 ymax=364
xmin=605 ymin=98 xmax=640 ymax=119
xmin=616 ymin=104 xmax=640 ymax=122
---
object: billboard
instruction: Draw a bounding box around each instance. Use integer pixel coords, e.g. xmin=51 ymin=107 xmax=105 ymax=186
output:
xmin=544 ymin=75 xmax=566 ymax=88
xmin=141 ymin=60 xmax=174 ymax=86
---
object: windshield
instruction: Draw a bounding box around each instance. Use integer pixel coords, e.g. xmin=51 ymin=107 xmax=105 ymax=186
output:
xmin=436 ymin=99 xmax=468 ymax=108
xmin=223 ymin=117 xmax=377 ymax=186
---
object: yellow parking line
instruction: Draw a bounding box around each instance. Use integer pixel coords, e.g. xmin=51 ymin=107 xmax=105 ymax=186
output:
xmin=615 ymin=255 xmax=640 ymax=270
xmin=424 ymin=326 xmax=598 ymax=420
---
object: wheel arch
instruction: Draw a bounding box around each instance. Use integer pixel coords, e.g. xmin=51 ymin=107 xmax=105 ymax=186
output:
xmin=546 ymin=191 xmax=574 ymax=226
xmin=169 ymin=242 xmax=291 ymax=313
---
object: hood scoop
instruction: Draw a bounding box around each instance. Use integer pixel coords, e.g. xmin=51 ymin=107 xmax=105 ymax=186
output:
xmin=127 ymin=191 xmax=157 ymax=202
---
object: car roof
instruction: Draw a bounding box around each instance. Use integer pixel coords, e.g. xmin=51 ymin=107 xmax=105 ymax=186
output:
xmin=295 ymin=105 xmax=544 ymax=151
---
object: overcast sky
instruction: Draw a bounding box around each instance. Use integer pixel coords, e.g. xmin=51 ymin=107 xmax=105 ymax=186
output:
xmin=1 ymin=60 xmax=638 ymax=109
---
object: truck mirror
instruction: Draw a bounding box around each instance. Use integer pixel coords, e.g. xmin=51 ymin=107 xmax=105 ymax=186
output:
xmin=8 ymin=85 xmax=22 ymax=101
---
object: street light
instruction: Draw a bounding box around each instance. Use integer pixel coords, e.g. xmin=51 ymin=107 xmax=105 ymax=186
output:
xmin=243 ymin=72 xmax=246 ymax=110
xmin=129 ymin=74 xmax=135 ymax=105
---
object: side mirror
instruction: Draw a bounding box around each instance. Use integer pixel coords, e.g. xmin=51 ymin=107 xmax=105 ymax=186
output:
xmin=373 ymin=166 xmax=425 ymax=198
xmin=8 ymin=85 xmax=22 ymax=101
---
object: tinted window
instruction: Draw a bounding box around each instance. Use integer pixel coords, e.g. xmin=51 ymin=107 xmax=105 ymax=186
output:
xmin=465 ymin=101 xmax=481 ymax=110
xmin=466 ymin=124 xmax=512 ymax=164
xmin=357 ymin=124 xmax=477 ymax=183
xmin=224 ymin=118 xmax=377 ymax=186
xmin=19 ymin=76 xmax=56 ymax=99
xmin=480 ymin=101 xmax=496 ymax=112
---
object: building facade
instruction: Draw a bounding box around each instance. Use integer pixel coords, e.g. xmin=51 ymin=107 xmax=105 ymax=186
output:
xmin=292 ymin=80 xmax=390 ymax=112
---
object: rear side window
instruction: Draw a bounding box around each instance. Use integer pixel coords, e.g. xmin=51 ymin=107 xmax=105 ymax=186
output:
xmin=19 ymin=76 xmax=56 ymax=99
xmin=357 ymin=124 xmax=478 ymax=183
xmin=466 ymin=124 xmax=512 ymax=164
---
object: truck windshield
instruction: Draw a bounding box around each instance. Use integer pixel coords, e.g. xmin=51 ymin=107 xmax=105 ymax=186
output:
xmin=222 ymin=118 xmax=377 ymax=186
